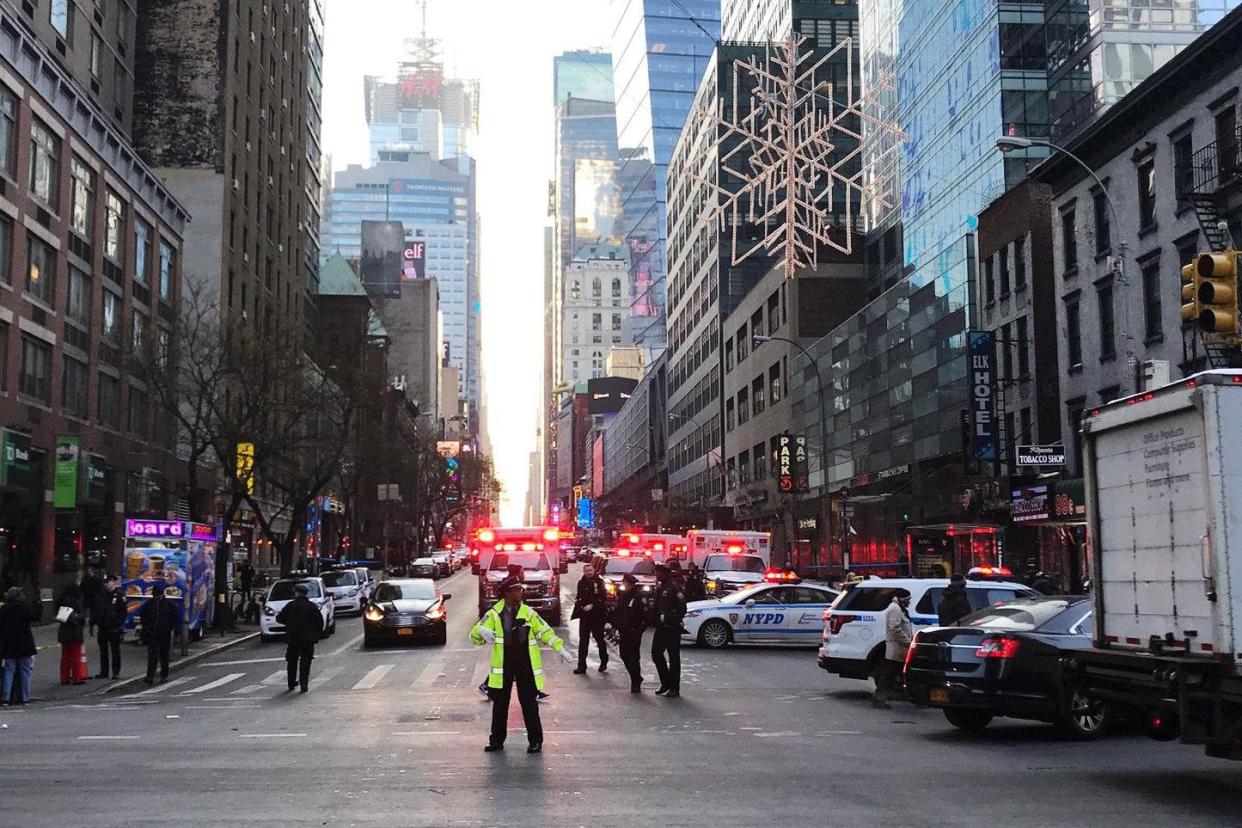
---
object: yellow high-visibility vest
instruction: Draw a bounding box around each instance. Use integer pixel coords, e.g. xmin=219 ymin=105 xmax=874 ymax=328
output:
xmin=469 ymin=599 xmax=564 ymax=691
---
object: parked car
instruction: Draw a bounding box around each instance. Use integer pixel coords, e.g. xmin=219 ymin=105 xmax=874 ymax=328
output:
xmin=259 ymin=577 xmax=335 ymax=642
xmin=904 ymin=595 xmax=1111 ymax=739
xmin=818 ymin=577 xmax=1038 ymax=681
xmin=431 ymin=551 xmax=454 ymax=576
xmin=409 ymin=557 xmax=439 ymax=579
xmin=352 ymin=566 xmax=376 ymax=602
xmin=320 ymin=568 xmax=365 ymax=616
xmin=363 ymin=578 xmax=450 ymax=647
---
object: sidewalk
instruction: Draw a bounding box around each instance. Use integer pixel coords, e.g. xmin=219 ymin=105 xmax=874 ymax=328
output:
xmin=19 ymin=623 xmax=259 ymax=704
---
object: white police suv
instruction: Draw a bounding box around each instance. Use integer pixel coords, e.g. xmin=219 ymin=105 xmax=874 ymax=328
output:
xmin=683 ymin=582 xmax=839 ymax=649
xmin=817 ymin=577 xmax=1036 ymax=680
xmin=259 ymin=576 xmax=336 ymax=642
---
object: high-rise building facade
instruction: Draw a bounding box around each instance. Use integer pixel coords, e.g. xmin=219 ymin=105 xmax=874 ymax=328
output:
xmin=559 ymin=244 xmax=631 ymax=388
xmin=553 ymin=50 xmax=616 ymax=107
xmin=364 ymin=35 xmax=479 ymax=163
xmin=610 ymin=0 xmax=719 ymax=362
xmin=666 ymin=3 xmax=862 ymax=508
xmin=321 ymin=157 xmax=479 ymax=416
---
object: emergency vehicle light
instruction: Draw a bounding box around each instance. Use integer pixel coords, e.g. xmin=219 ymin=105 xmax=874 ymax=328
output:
xmin=626 ymin=534 xmax=640 ymax=545
xmin=543 ymin=528 xmax=560 ymax=542
xmin=725 ymin=543 xmax=743 ymax=554
xmin=477 ymin=529 xmax=495 ymax=544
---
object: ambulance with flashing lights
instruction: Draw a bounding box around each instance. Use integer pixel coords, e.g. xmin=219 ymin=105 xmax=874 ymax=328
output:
xmin=687 ymin=530 xmax=772 ymax=597
xmin=617 ymin=532 xmax=688 ymax=563
xmin=471 ymin=527 xmax=566 ymax=623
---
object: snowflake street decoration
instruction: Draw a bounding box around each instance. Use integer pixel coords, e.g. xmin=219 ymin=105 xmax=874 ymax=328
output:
xmin=698 ymin=36 xmax=905 ymax=279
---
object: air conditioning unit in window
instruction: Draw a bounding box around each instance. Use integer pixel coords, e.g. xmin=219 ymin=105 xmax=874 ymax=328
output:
xmin=232 ymin=178 xmax=239 ymax=191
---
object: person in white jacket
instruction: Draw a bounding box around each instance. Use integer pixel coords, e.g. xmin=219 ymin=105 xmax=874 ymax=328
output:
xmin=872 ymin=588 xmax=912 ymax=709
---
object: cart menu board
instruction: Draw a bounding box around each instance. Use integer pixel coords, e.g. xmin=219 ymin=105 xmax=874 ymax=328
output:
xmin=122 ymin=547 xmax=189 ymax=626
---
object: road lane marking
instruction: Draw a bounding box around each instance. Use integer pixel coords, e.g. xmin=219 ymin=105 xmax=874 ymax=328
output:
xmin=184 ymin=704 xmax=261 ymax=709
xmin=238 ymin=733 xmax=307 ymax=739
xmin=414 ymin=660 xmax=445 ymax=688
xmin=391 ymin=730 xmax=461 ymax=736
xmin=260 ymin=669 xmax=287 ymax=686
xmin=326 ymin=632 xmax=364 ymax=656
xmin=309 ymin=664 xmax=345 ymax=689
xmin=352 ymin=664 xmax=394 ymax=690
xmin=130 ymin=676 xmax=196 ymax=696
xmin=77 ymin=735 xmax=139 ymax=740
xmin=204 ymin=657 xmax=285 ymax=666
xmin=179 ymin=673 xmax=245 ymax=695
xmin=230 ymin=683 xmax=267 ymax=695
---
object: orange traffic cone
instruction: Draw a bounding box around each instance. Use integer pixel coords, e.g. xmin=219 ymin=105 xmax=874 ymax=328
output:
xmin=77 ymin=643 xmax=91 ymax=682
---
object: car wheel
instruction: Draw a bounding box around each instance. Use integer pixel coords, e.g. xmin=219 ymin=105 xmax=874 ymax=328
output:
xmin=362 ymin=635 xmax=374 ymax=649
xmin=1057 ymin=688 xmax=1112 ymax=740
xmin=434 ymin=624 xmax=447 ymax=646
xmin=943 ymin=709 xmax=993 ymax=733
xmin=698 ymin=619 xmax=731 ymax=649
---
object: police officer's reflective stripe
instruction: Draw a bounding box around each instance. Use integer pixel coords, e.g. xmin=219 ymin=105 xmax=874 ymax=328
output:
xmin=532 ymin=669 xmax=544 ymax=676
xmin=494 ymin=637 xmax=505 ymax=645
xmin=490 ymin=667 xmax=505 ymax=675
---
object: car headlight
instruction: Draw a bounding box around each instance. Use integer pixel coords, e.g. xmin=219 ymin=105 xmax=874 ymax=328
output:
xmin=641 ymin=585 xmax=653 ymax=592
xmin=605 ymin=582 xmax=617 ymax=594
xmin=706 ymin=580 xmax=717 ymax=591
xmin=686 ymin=610 xmax=701 ymax=618
xmin=263 ymin=605 xmax=276 ymax=616
xmin=364 ymin=607 xmax=384 ymax=622
xmin=425 ymin=607 xmax=445 ymax=621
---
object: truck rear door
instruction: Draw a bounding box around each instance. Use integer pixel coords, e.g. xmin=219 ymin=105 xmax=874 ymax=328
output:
xmin=1088 ymin=387 xmax=1218 ymax=654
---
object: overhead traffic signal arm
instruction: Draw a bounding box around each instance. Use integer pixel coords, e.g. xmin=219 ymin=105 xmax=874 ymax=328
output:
xmin=1196 ymin=251 xmax=1240 ymax=339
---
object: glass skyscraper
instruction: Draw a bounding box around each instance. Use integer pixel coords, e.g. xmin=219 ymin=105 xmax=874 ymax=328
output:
xmin=611 ymin=0 xmax=719 ymax=361
xmin=553 ymin=51 xmax=616 ymax=107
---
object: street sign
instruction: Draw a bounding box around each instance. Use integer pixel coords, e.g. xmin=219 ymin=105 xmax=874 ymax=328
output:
xmin=778 ymin=433 xmax=807 ymax=493
xmin=793 ymin=435 xmax=809 ymax=491
xmin=650 ymin=488 xmax=664 ymax=502
xmin=968 ymin=331 xmax=997 ymax=461
xmin=1015 ymin=444 xmax=1066 ymax=467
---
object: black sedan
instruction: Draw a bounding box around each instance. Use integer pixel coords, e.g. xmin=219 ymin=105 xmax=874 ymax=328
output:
xmin=363 ymin=579 xmax=450 ymax=647
xmin=903 ymin=596 xmax=1111 ymax=739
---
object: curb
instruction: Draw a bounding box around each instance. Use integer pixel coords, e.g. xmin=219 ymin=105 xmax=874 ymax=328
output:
xmin=99 ymin=631 xmax=261 ymax=696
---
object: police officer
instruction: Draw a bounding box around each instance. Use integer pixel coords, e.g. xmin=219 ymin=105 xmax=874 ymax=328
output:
xmin=609 ymin=572 xmax=648 ymax=692
xmin=276 ymin=583 xmax=326 ymax=692
xmin=684 ymin=562 xmax=707 ymax=602
xmin=571 ymin=562 xmax=608 ymax=674
xmin=650 ymin=563 xmax=687 ymax=698
xmin=471 ymin=577 xmax=574 ymax=753
xmin=95 ymin=577 xmax=127 ymax=680
xmin=139 ymin=583 xmax=181 ymax=685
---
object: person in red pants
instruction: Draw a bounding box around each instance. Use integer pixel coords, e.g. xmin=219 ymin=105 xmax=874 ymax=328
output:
xmin=56 ymin=584 xmax=89 ymax=685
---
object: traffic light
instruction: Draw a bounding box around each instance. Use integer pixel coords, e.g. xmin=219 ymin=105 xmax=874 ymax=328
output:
xmin=1196 ymin=251 xmax=1240 ymax=336
xmin=1181 ymin=260 xmax=1201 ymax=324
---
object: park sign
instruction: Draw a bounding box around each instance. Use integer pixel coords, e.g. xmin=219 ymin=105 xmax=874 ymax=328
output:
xmin=778 ymin=433 xmax=807 ymax=493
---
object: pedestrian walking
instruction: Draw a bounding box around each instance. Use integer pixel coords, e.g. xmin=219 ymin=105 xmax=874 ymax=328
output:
xmin=470 ymin=577 xmax=573 ymax=753
xmin=55 ymin=584 xmax=89 ymax=685
xmin=609 ymin=572 xmax=648 ymax=692
xmin=139 ymin=583 xmax=182 ymax=685
xmin=872 ymin=588 xmax=913 ymax=709
xmin=650 ymin=562 xmax=687 ymax=698
xmin=275 ymin=583 xmax=325 ymax=692
xmin=571 ymin=562 xmax=608 ymax=674
xmin=0 ymin=586 xmax=36 ymax=705
xmin=239 ymin=560 xmax=255 ymax=598
xmin=937 ymin=574 xmax=972 ymax=626
xmin=95 ymin=577 xmax=127 ymax=679
xmin=684 ymin=562 xmax=707 ymax=602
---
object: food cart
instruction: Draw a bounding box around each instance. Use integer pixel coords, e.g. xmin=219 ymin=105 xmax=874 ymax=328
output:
xmin=123 ymin=519 xmax=218 ymax=640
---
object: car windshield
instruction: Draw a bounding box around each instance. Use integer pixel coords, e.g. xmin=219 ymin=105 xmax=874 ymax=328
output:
xmin=490 ymin=552 xmax=550 ymax=571
xmin=321 ymin=571 xmax=357 ymax=588
xmin=961 ymin=598 xmax=1074 ymax=631
xmin=374 ymin=581 xmax=435 ymax=602
xmin=268 ymin=580 xmax=321 ymax=600
xmin=603 ymin=557 xmax=656 ymax=576
xmin=720 ymin=584 xmax=770 ymax=604
xmin=412 ymin=559 xmax=435 ymax=567
xmin=704 ymin=554 xmax=765 ymax=573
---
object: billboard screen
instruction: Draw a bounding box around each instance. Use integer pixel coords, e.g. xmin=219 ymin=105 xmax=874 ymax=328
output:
xmin=586 ymin=377 xmax=638 ymax=415
xmin=398 ymin=71 xmax=444 ymax=109
xmin=401 ymin=241 xmax=426 ymax=281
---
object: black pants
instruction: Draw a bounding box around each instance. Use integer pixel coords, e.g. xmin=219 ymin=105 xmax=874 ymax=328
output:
xmin=98 ymin=629 xmax=122 ymax=677
xmin=619 ymin=629 xmax=643 ymax=689
xmin=651 ymin=627 xmax=680 ymax=692
xmin=577 ymin=617 xmax=608 ymax=669
xmin=286 ymin=641 xmax=315 ymax=690
xmin=489 ymin=660 xmax=542 ymax=747
xmin=145 ymin=634 xmax=172 ymax=681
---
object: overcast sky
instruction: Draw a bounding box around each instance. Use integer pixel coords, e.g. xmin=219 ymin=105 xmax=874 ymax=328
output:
xmin=321 ymin=0 xmax=612 ymax=525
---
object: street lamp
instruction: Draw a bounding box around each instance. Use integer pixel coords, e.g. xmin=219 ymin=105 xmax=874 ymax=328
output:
xmin=996 ymin=135 xmax=1137 ymax=390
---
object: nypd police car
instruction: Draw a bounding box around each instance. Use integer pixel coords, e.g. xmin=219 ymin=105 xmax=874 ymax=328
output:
xmin=682 ymin=583 xmax=839 ymax=649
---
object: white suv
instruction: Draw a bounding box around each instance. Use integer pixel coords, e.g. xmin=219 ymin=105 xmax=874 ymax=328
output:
xmin=260 ymin=577 xmax=336 ymax=642
xmin=817 ymin=577 xmax=1037 ymax=681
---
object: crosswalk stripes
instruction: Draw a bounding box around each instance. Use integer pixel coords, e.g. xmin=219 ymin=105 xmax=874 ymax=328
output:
xmin=229 ymin=683 xmax=267 ymax=695
xmin=131 ymin=676 xmax=196 ymax=696
xmin=308 ymin=665 xmax=344 ymax=689
xmin=260 ymin=669 xmax=287 ymax=686
xmin=352 ymin=664 xmax=393 ymax=690
xmin=179 ymin=673 xmax=245 ymax=695
xmin=413 ymin=661 xmax=444 ymax=689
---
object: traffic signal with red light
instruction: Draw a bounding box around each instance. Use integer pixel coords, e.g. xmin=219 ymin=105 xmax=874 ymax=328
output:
xmin=1196 ymin=251 xmax=1240 ymax=336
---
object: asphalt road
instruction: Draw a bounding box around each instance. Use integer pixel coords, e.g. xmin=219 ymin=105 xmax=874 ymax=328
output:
xmin=0 ymin=564 xmax=1237 ymax=827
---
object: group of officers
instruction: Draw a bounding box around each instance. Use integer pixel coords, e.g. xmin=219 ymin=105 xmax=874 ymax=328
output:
xmin=468 ymin=555 xmax=691 ymax=754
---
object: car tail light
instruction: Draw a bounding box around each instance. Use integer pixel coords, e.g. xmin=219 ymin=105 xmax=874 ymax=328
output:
xmin=827 ymin=613 xmax=856 ymax=635
xmin=975 ymin=636 xmax=1021 ymax=659
xmin=903 ymin=633 xmax=921 ymax=672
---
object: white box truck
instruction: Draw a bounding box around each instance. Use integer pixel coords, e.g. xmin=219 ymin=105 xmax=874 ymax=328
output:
xmin=1075 ymin=370 xmax=1242 ymax=760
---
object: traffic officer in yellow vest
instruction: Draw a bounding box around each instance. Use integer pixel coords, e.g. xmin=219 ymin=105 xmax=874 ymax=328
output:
xmin=470 ymin=576 xmax=573 ymax=753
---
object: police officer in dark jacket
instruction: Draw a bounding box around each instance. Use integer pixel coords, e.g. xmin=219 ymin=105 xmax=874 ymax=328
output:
xmin=684 ymin=562 xmax=707 ymax=602
xmin=276 ymin=583 xmax=325 ymax=692
xmin=139 ymin=583 xmax=182 ymax=685
xmin=650 ymin=563 xmax=687 ymax=698
xmin=571 ymin=563 xmax=608 ymax=674
xmin=609 ymin=573 xmax=648 ymax=692
xmin=95 ymin=577 xmax=127 ymax=679
xmin=937 ymin=573 xmax=973 ymax=626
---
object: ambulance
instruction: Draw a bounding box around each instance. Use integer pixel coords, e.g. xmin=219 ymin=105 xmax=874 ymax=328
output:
xmin=470 ymin=527 xmax=566 ymax=623
xmin=617 ymin=532 xmax=688 ymax=564
xmin=686 ymin=530 xmax=772 ymax=597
